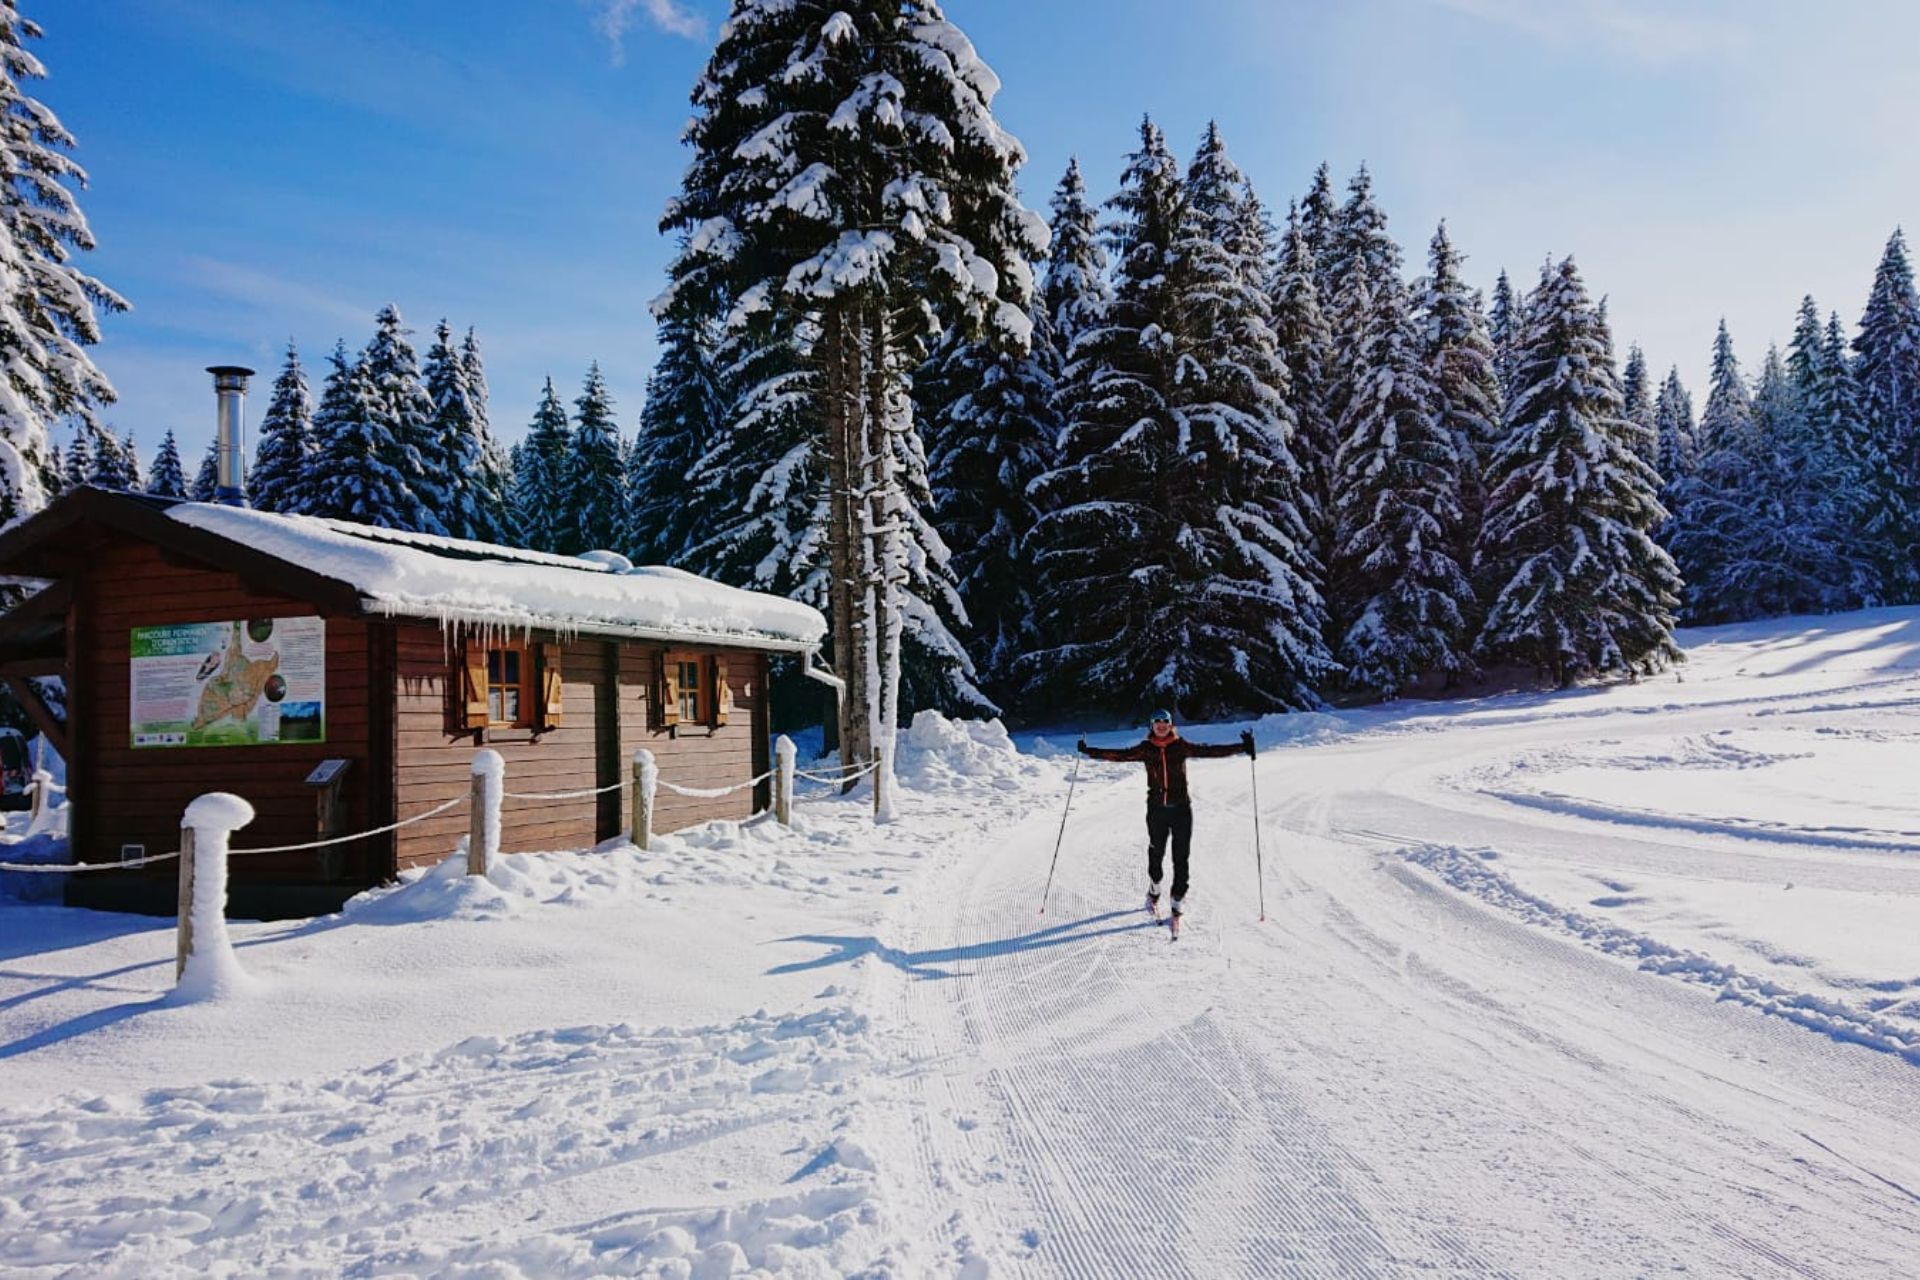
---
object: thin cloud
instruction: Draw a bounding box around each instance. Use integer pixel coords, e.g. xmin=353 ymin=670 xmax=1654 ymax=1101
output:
xmin=1432 ymin=0 xmax=1748 ymax=65
xmin=591 ymin=0 xmax=707 ymax=63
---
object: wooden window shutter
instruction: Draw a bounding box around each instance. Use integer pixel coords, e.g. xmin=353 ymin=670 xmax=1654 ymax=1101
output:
xmin=459 ymin=640 xmax=489 ymax=731
xmin=538 ymin=642 xmax=565 ymax=729
xmin=659 ymin=654 xmax=681 ymax=728
xmin=712 ymin=654 xmax=732 ymax=727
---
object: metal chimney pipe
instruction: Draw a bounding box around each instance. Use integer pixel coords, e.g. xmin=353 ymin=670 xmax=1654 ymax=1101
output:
xmin=205 ymin=365 xmax=255 ymax=507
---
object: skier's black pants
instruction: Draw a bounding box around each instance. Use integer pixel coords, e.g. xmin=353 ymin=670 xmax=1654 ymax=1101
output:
xmin=1145 ymin=801 xmax=1194 ymax=901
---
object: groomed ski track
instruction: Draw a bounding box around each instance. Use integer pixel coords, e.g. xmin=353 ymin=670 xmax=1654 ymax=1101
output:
xmin=863 ymin=683 xmax=1920 ymax=1275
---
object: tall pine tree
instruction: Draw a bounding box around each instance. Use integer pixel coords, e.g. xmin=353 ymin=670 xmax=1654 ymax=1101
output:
xmin=662 ymin=0 xmax=1044 ymax=774
xmin=1420 ymin=221 xmax=1502 ymax=558
xmin=628 ymin=305 xmax=720 ymax=564
xmin=1668 ymin=320 xmax=1757 ymax=622
xmin=1331 ymin=268 xmax=1474 ymax=697
xmin=1851 ymin=229 xmax=1920 ymax=601
xmin=460 ymin=328 xmax=513 ymax=543
xmin=357 ymin=304 xmax=434 ymax=533
xmin=571 ymin=362 xmax=627 ymax=553
xmin=1271 ymin=202 xmax=1338 ymax=581
xmin=189 ymin=437 xmax=218 ymax=503
xmin=512 ymin=378 xmax=575 ymax=553
xmin=1475 ymin=257 xmax=1681 ymax=683
xmin=250 ymin=341 xmax=314 ymax=513
xmin=0 ymin=2 xmax=127 ymax=527
xmin=1620 ymin=344 xmax=1656 ymax=466
xmin=306 ymin=340 xmax=420 ymax=527
xmin=147 ymin=427 xmax=186 ymax=498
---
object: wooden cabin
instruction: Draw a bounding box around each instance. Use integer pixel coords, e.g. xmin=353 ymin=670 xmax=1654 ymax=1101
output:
xmin=0 ymin=488 xmax=831 ymax=916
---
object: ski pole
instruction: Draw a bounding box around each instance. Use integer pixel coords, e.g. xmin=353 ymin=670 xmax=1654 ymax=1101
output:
xmin=1039 ymin=753 xmax=1081 ymax=915
xmin=1248 ymin=750 xmax=1267 ymax=922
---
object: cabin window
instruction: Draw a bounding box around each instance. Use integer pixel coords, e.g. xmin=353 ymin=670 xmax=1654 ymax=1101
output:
xmin=485 ymin=645 xmax=533 ymax=727
xmin=676 ymin=658 xmax=703 ymax=723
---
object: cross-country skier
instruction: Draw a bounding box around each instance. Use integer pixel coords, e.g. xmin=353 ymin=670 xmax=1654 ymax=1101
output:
xmin=1077 ymin=711 xmax=1255 ymax=933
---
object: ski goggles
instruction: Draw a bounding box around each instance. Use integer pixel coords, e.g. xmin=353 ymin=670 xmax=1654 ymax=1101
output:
xmin=1149 ymin=710 xmax=1174 ymax=725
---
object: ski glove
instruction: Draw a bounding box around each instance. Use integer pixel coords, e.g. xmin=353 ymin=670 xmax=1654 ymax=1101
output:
xmin=1240 ymin=729 xmax=1256 ymax=759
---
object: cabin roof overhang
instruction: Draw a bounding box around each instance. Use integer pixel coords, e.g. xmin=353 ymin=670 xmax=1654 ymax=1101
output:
xmin=0 ymin=489 xmax=827 ymax=655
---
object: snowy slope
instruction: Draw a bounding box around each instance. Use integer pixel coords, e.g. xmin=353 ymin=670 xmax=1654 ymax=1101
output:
xmin=5 ymin=609 xmax=1920 ymax=1276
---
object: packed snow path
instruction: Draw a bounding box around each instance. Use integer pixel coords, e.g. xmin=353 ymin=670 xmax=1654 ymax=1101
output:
xmin=5 ymin=613 xmax=1920 ymax=1276
xmin=839 ymin=653 xmax=1920 ymax=1274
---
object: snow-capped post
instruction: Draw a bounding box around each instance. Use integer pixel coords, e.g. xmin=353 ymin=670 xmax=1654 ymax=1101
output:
xmin=773 ymin=734 xmax=795 ymax=827
xmin=468 ymin=748 xmax=503 ymax=877
xmin=631 ymin=749 xmax=657 ymax=851
xmin=175 ymin=793 xmax=255 ymax=996
xmin=27 ymin=769 xmax=50 ymax=822
xmin=872 ymin=745 xmax=892 ymax=823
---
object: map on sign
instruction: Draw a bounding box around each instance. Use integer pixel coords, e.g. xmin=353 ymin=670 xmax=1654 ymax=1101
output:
xmin=130 ymin=617 xmax=326 ymax=748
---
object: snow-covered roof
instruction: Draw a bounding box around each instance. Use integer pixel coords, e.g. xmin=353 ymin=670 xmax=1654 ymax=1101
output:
xmin=167 ymin=504 xmax=826 ymax=651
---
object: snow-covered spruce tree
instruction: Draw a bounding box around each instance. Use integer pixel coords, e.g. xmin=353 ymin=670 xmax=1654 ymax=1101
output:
xmin=1783 ymin=298 xmax=1873 ymax=611
xmin=421 ymin=321 xmax=487 ymax=541
xmin=1167 ymin=121 xmax=1329 ymax=706
xmin=88 ymin=424 xmax=137 ymax=489
xmin=1667 ymin=320 xmax=1756 ymax=623
xmin=1270 ymin=201 xmax=1338 ymax=580
xmin=458 ymin=328 xmax=513 ymax=543
xmin=1816 ymin=310 xmax=1884 ymax=607
xmin=146 ymin=427 xmax=186 ymax=498
xmin=61 ymin=425 xmax=89 ymax=488
xmin=1475 ymin=257 xmax=1681 ymax=683
xmin=1420 ymin=221 xmax=1502 ymax=557
xmin=1040 ymin=158 xmax=1108 ymax=365
xmin=679 ymin=314 xmax=825 ymax=603
xmin=627 ymin=303 xmax=719 ymax=564
xmin=1852 ymin=229 xmax=1920 ymax=601
xmin=1620 ymin=344 xmax=1656 ymax=467
xmin=1029 ymin=118 xmax=1326 ymax=715
xmin=39 ymin=442 xmax=57 ymax=495
xmin=1323 ymin=166 xmax=1402 ymax=433
xmin=1298 ymin=161 xmax=1339 ymax=301
xmin=357 ymin=305 xmax=435 ymax=533
xmin=306 ymin=340 xmax=420 ymax=527
xmin=1330 ymin=269 xmax=1474 ymax=697
xmin=919 ymin=288 xmax=1055 ymax=698
xmin=570 ymin=362 xmax=626 ymax=553
xmin=0 ymin=2 xmax=126 ymax=528
xmin=662 ymin=1 xmax=1045 ymax=786
xmin=1488 ymin=269 xmax=1522 ymax=405
xmin=189 ymin=436 xmax=218 ymax=502
xmin=1651 ymin=366 xmax=1696 ymax=549
xmin=511 ymin=377 xmax=574 ymax=554
xmin=121 ymin=429 xmax=143 ymax=488
xmin=249 ymin=341 xmax=314 ymax=513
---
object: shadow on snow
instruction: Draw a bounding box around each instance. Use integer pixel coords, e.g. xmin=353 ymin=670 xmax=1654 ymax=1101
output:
xmin=768 ymin=908 xmax=1153 ymax=980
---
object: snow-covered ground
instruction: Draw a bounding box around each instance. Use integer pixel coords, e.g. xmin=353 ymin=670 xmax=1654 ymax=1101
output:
xmin=4 ymin=609 xmax=1920 ymax=1276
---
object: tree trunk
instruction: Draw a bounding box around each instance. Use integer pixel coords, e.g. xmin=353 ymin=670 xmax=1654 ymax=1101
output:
xmin=822 ymin=306 xmax=869 ymax=785
xmin=864 ymin=303 xmax=904 ymax=820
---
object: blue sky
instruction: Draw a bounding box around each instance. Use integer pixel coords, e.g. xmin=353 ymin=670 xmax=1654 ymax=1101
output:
xmin=47 ymin=0 xmax=1920 ymax=462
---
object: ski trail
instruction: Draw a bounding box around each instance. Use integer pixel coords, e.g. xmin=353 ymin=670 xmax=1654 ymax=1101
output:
xmin=887 ymin=790 xmax=1504 ymax=1277
xmin=872 ymin=682 xmax=1920 ymax=1276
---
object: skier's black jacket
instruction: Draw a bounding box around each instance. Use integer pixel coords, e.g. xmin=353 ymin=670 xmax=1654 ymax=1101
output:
xmin=1081 ymin=730 xmax=1247 ymax=807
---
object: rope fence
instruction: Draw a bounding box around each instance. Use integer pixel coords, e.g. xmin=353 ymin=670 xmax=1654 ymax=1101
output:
xmin=4 ymin=733 xmax=904 ymax=993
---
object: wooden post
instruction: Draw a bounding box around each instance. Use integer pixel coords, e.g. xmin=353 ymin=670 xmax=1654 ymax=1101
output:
xmin=872 ymin=745 xmax=886 ymax=819
xmin=631 ymin=749 xmax=656 ymax=851
xmin=774 ymin=734 xmax=795 ymax=827
xmin=176 ymin=826 xmax=196 ymax=980
xmin=28 ymin=769 xmax=49 ymax=822
xmin=470 ymin=748 xmax=503 ymax=876
xmin=174 ymin=794 xmax=256 ymax=995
